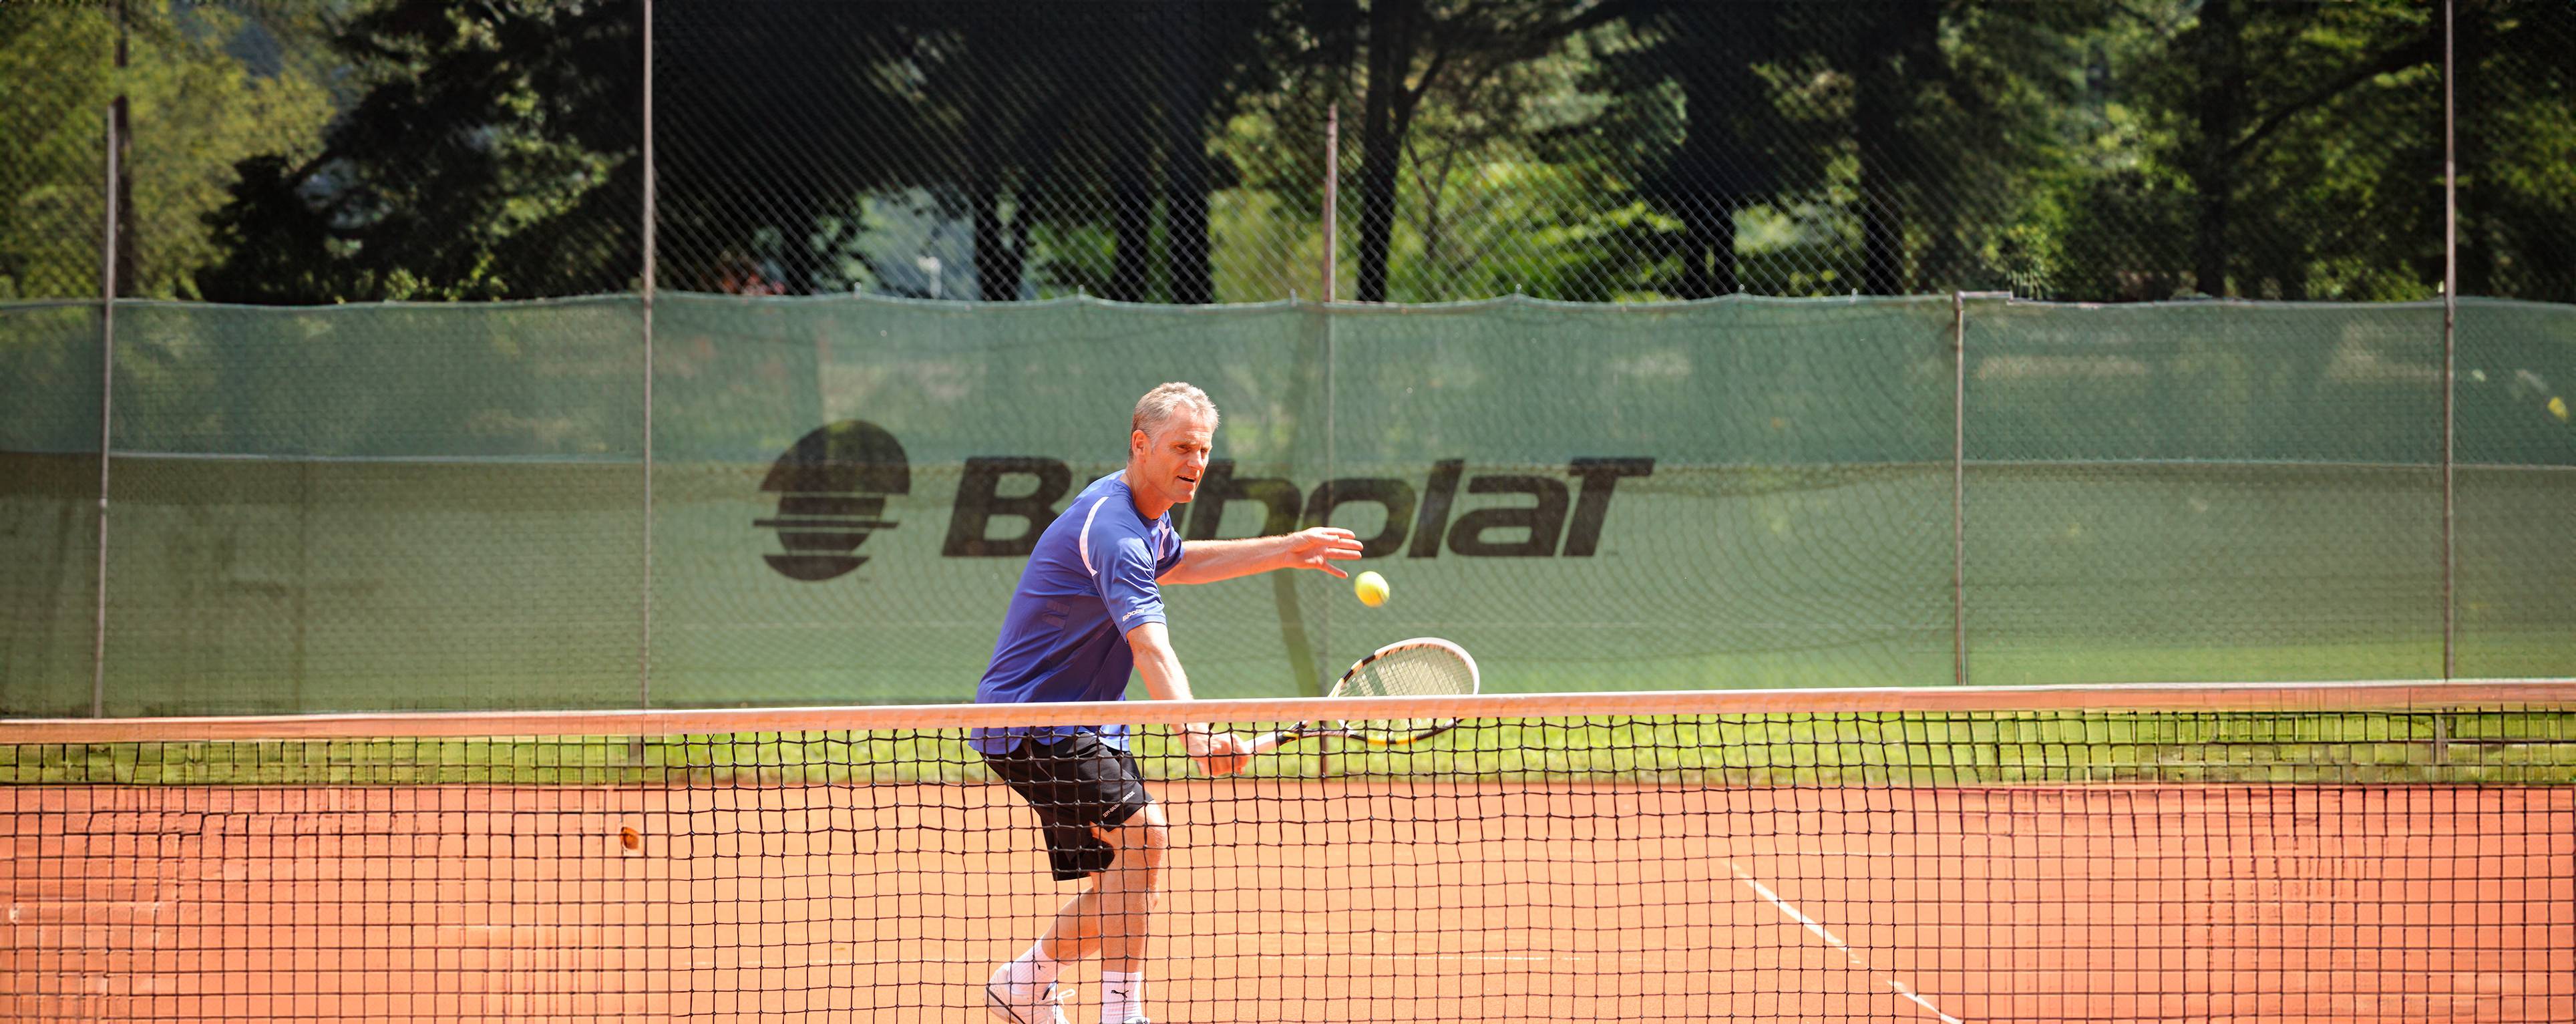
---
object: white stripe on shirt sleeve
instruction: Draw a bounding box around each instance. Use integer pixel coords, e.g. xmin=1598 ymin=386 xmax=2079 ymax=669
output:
xmin=1077 ymin=496 xmax=1109 ymax=576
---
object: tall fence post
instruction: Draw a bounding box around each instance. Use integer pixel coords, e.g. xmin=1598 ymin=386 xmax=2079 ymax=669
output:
xmin=1952 ymin=293 xmax=1968 ymax=688
xmin=636 ymin=0 xmax=658 ymax=760
xmin=2436 ymin=0 xmax=2458 ymax=762
xmin=1324 ymin=103 xmax=1338 ymax=303
xmin=1952 ymin=291 xmax=2012 ymax=688
xmin=92 ymin=43 xmax=123 ymax=719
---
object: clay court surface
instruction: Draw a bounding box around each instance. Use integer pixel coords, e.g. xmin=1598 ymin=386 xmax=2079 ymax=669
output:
xmin=4 ymin=780 xmax=2570 ymax=1022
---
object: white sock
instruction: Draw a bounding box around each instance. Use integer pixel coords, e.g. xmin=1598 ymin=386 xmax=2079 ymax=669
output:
xmin=1099 ymin=969 xmax=1144 ymax=1024
xmin=997 ymin=942 xmax=1063 ymax=1001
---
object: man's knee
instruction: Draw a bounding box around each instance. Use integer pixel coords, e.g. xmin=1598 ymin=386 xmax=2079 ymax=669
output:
xmin=1130 ymin=820 xmax=1169 ymax=870
xmin=1096 ymin=808 xmax=1169 ymax=875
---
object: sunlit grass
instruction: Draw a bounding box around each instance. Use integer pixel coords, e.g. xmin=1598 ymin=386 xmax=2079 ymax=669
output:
xmin=7 ymin=707 xmax=2572 ymax=786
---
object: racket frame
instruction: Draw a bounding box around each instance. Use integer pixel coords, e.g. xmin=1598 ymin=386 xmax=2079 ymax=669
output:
xmin=1246 ymin=637 xmax=1480 ymax=753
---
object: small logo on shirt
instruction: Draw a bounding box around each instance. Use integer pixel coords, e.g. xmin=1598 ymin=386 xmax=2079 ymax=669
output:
xmin=757 ymin=421 xmax=910 ymax=582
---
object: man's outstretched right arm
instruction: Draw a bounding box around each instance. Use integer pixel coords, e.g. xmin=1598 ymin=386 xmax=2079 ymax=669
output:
xmin=1125 ymin=621 xmax=1249 ymax=777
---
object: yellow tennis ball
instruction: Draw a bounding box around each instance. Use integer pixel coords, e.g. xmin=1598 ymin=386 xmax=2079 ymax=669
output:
xmin=2551 ymin=395 xmax=2569 ymax=422
xmin=1354 ymin=570 xmax=1390 ymax=608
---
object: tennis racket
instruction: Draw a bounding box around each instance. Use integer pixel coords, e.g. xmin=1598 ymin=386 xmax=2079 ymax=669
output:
xmin=1246 ymin=637 xmax=1480 ymax=754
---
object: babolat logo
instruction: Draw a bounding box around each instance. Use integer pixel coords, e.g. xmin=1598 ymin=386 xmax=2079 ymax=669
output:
xmin=757 ymin=421 xmax=910 ymax=581
xmin=941 ymin=457 xmax=1654 ymax=558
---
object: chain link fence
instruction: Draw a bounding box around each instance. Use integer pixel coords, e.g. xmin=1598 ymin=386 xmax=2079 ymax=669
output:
xmin=4 ymin=2 xmax=2575 ymax=717
xmin=3 ymin=0 xmax=2570 ymax=305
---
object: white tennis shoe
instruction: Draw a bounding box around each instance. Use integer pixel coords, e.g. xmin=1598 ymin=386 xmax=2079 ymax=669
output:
xmin=982 ymin=968 xmax=1069 ymax=1024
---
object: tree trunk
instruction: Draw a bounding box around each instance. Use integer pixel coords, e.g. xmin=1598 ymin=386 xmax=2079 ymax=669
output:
xmin=1854 ymin=108 xmax=1902 ymax=294
xmin=968 ymin=22 xmax=1021 ymax=301
xmin=1161 ymin=1 xmax=1214 ymax=305
xmin=970 ymin=175 xmax=1010 ymax=300
xmin=1108 ymin=37 xmax=1154 ymax=303
xmin=1108 ymin=132 xmax=1153 ymax=301
xmin=2451 ymin=2 xmax=2489 ymax=298
xmin=2191 ymin=0 xmax=2245 ymax=298
xmin=112 ymin=2 xmax=137 ymax=297
xmin=1354 ymin=0 xmax=1420 ymax=303
xmin=1664 ymin=2 xmax=1771 ymax=299
xmin=1670 ymin=112 xmax=1734 ymax=298
xmin=1853 ymin=2 xmax=1936 ymax=296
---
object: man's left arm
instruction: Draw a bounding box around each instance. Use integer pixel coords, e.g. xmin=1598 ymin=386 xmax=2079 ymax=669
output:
xmin=1161 ymin=527 xmax=1362 ymax=585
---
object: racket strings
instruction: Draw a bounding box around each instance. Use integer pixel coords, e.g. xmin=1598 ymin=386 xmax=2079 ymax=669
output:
xmin=1338 ymin=647 xmax=1477 ymax=744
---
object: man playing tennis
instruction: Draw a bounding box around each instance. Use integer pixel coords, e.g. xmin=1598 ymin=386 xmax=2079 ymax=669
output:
xmin=977 ymin=382 xmax=1362 ymax=1024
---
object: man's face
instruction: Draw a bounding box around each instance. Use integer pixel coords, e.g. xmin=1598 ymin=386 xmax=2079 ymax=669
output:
xmin=1130 ymin=407 xmax=1216 ymax=508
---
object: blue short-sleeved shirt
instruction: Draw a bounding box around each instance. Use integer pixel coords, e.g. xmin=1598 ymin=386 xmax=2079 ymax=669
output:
xmin=970 ymin=472 xmax=1185 ymax=754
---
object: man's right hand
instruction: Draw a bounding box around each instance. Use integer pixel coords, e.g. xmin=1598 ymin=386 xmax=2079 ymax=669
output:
xmin=1184 ymin=727 xmax=1251 ymax=778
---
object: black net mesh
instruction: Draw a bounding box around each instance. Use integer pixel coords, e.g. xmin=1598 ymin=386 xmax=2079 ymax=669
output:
xmin=4 ymin=692 xmax=2572 ymax=1020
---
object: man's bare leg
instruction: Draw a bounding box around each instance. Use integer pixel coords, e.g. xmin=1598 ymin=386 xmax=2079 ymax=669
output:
xmin=1031 ymin=802 xmax=1168 ymax=967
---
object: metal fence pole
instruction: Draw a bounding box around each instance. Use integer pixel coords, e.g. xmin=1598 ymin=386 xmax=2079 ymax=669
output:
xmin=1952 ymin=291 xmax=2012 ymax=688
xmin=1324 ymin=103 xmax=1338 ymax=303
xmin=2440 ymin=0 xmax=2459 ymax=683
xmin=92 ymin=53 xmax=122 ymax=719
xmin=2436 ymin=0 xmax=2458 ymax=761
xmin=1317 ymin=102 xmax=1341 ymax=779
xmin=1952 ymin=293 xmax=1968 ymax=687
xmin=638 ymin=0 xmax=659 ymax=747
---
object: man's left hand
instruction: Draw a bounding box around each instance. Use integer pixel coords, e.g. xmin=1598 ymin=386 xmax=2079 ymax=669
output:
xmin=1282 ymin=527 xmax=1364 ymax=577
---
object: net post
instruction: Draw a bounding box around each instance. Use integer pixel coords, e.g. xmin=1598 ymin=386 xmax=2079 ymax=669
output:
xmin=634 ymin=0 xmax=658 ymax=764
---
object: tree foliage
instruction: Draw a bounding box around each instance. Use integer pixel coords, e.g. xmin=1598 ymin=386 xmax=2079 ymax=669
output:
xmin=198 ymin=0 xmax=637 ymax=303
xmin=5 ymin=0 xmax=2559 ymax=306
xmin=1 ymin=3 xmax=334 ymax=300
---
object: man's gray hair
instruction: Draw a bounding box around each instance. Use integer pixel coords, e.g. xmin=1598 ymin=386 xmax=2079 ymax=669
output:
xmin=1131 ymin=381 xmax=1220 ymax=438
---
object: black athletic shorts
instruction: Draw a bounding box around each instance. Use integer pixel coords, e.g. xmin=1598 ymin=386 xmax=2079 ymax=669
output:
xmin=982 ymin=733 xmax=1153 ymax=882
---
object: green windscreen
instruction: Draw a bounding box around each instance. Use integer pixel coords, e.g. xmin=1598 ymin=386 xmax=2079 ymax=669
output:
xmin=85 ymin=299 xmax=644 ymax=715
xmin=1 ymin=295 xmax=2569 ymax=715
xmin=1318 ymin=298 xmax=1957 ymax=692
xmin=2454 ymin=300 xmax=2576 ymax=678
xmin=647 ymin=298 xmax=1326 ymax=707
xmin=1962 ymin=302 xmax=2446 ymax=684
xmin=0 ymin=303 xmax=103 ymax=716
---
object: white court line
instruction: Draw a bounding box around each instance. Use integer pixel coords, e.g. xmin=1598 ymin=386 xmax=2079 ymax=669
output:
xmin=6 ymin=901 xmax=165 ymax=924
xmin=681 ymin=953 xmax=1642 ymax=971
xmin=1260 ymin=952 xmax=1653 ymax=966
xmin=1728 ymin=861 xmax=1962 ymax=1024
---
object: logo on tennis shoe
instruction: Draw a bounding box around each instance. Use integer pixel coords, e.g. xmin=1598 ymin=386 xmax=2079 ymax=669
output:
xmin=757 ymin=421 xmax=910 ymax=582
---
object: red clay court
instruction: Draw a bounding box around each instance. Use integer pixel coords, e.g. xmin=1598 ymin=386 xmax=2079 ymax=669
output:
xmin=6 ymin=777 xmax=2570 ymax=1023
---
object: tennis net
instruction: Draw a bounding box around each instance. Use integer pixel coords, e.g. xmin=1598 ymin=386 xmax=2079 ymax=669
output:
xmin=5 ymin=682 xmax=2573 ymax=1023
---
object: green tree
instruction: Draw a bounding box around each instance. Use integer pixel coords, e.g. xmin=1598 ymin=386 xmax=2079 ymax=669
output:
xmin=2161 ymin=0 xmax=2439 ymax=299
xmin=2455 ymin=0 xmax=2576 ymax=302
xmin=0 ymin=3 xmax=332 ymax=301
xmin=199 ymin=0 xmax=640 ymax=303
xmin=0 ymin=6 xmax=110 ymax=300
xmin=1339 ymin=0 xmax=1639 ymax=303
xmin=1597 ymin=1 xmax=1797 ymax=298
xmin=932 ymin=1 xmax=1266 ymax=303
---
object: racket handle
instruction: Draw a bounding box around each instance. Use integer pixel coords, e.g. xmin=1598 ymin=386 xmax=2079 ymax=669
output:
xmin=1246 ymin=729 xmax=1294 ymax=755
